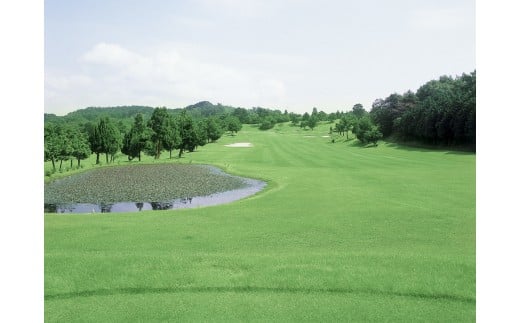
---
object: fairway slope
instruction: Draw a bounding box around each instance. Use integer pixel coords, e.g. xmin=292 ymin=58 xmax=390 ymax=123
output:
xmin=45 ymin=123 xmax=475 ymax=321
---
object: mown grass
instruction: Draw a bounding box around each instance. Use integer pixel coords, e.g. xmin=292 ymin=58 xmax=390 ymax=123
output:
xmin=44 ymin=122 xmax=475 ymax=322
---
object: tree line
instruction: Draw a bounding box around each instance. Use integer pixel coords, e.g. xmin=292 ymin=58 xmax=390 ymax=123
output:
xmin=330 ymin=104 xmax=383 ymax=146
xmin=370 ymin=71 xmax=476 ymax=148
xmin=327 ymin=71 xmax=476 ymax=148
xmin=44 ymin=108 xmax=242 ymax=173
xmin=45 ymin=70 xmax=475 ymax=173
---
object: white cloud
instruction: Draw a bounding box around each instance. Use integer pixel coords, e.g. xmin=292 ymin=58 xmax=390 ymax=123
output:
xmin=45 ymin=73 xmax=92 ymax=91
xmin=46 ymin=42 xmax=292 ymax=112
xmin=195 ymin=0 xmax=281 ymax=18
xmin=409 ymin=7 xmax=474 ymax=32
xmin=81 ymin=42 xmax=146 ymax=67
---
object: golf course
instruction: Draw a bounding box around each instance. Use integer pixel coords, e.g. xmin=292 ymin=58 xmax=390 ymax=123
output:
xmin=44 ymin=122 xmax=475 ymax=321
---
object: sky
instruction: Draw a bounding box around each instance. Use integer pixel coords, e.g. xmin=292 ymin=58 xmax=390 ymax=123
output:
xmin=44 ymin=0 xmax=475 ymax=115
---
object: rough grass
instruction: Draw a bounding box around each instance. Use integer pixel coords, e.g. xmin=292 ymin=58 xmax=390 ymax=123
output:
xmin=45 ymin=122 xmax=475 ymax=322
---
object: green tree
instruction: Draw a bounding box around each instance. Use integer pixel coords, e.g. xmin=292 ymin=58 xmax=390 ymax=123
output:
xmin=289 ymin=113 xmax=300 ymax=126
xmin=311 ymin=107 xmax=318 ymax=118
xmin=57 ymin=126 xmax=75 ymax=170
xmin=353 ymin=116 xmax=374 ymax=144
xmin=122 ymin=113 xmax=150 ymax=161
xmin=307 ymin=115 xmax=318 ymax=130
xmin=335 ymin=121 xmax=346 ymax=136
xmin=163 ymin=115 xmax=181 ymax=159
xmin=351 ymin=103 xmax=366 ymax=118
xmin=194 ymin=120 xmax=208 ymax=148
xmin=176 ymin=111 xmax=198 ymax=158
xmin=148 ymin=107 xmax=171 ymax=159
xmin=365 ymin=126 xmax=383 ymax=146
xmin=89 ymin=117 xmax=120 ymax=164
xmin=226 ymin=116 xmax=242 ymax=135
xmin=69 ymin=127 xmax=91 ymax=167
xmin=44 ymin=124 xmax=61 ymax=171
xmin=107 ymin=126 xmax=122 ymax=163
xmin=205 ymin=117 xmax=224 ymax=142
xmin=259 ymin=117 xmax=276 ymax=130
xmin=335 ymin=113 xmax=356 ymax=138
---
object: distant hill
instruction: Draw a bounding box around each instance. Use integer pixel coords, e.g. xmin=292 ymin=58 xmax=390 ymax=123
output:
xmin=63 ymin=106 xmax=156 ymax=122
xmin=43 ymin=102 xmax=240 ymax=128
xmin=184 ymin=101 xmax=235 ymax=118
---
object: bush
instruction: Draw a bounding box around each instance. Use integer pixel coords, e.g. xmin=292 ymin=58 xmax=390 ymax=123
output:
xmin=259 ymin=118 xmax=276 ymax=130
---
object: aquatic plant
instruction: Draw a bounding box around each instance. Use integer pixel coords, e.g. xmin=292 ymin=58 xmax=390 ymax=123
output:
xmin=44 ymin=164 xmax=247 ymax=204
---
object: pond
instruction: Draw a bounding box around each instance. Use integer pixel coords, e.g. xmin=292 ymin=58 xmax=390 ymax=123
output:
xmin=44 ymin=164 xmax=266 ymax=214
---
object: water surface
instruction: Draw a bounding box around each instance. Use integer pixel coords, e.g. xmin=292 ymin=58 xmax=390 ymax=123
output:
xmin=44 ymin=165 xmax=265 ymax=213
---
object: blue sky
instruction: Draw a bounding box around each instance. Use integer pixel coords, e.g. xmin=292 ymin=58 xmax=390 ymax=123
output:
xmin=45 ymin=0 xmax=475 ymax=115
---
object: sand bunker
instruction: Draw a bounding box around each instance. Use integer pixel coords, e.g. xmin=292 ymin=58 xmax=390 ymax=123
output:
xmin=225 ymin=142 xmax=253 ymax=148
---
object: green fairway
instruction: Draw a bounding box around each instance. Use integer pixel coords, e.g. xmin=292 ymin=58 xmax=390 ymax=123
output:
xmin=45 ymin=123 xmax=475 ymax=321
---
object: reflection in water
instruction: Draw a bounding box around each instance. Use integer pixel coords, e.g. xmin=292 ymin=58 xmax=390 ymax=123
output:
xmin=44 ymin=204 xmax=58 ymax=213
xmin=136 ymin=202 xmax=144 ymax=211
xmin=100 ymin=203 xmax=113 ymax=213
xmin=44 ymin=176 xmax=266 ymax=214
xmin=150 ymin=202 xmax=174 ymax=210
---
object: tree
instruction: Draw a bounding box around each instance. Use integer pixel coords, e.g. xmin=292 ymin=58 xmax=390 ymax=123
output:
xmin=122 ymin=113 xmax=150 ymax=161
xmin=226 ymin=116 xmax=242 ymax=135
xmin=259 ymin=117 xmax=276 ymax=130
xmin=307 ymin=115 xmax=318 ymax=130
xmin=231 ymin=107 xmax=249 ymax=123
xmin=364 ymin=126 xmax=383 ymax=146
xmin=351 ymin=103 xmax=366 ymax=118
xmin=176 ymin=111 xmax=198 ymax=158
xmin=193 ymin=120 xmax=208 ymax=150
xmin=335 ymin=113 xmax=356 ymax=139
xmin=335 ymin=121 xmax=346 ymax=136
xmin=353 ymin=116 xmax=374 ymax=144
xmin=370 ymin=94 xmax=410 ymax=137
xmin=163 ymin=115 xmax=181 ymax=159
xmin=56 ymin=126 xmax=74 ymax=170
xmin=204 ymin=117 xmax=224 ymax=142
xmin=89 ymin=117 xmax=120 ymax=164
xmin=69 ymin=128 xmax=91 ymax=167
xmin=107 ymin=126 xmax=122 ymax=163
xmin=311 ymin=107 xmax=318 ymax=117
xmin=289 ymin=113 xmax=300 ymax=126
xmin=327 ymin=112 xmax=337 ymax=123
xmin=148 ymin=107 xmax=171 ymax=159
xmin=44 ymin=124 xmax=61 ymax=171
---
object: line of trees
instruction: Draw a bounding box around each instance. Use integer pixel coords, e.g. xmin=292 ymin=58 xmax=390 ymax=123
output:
xmin=44 ymin=107 xmax=242 ymax=173
xmin=45 ymin=71 xmax=475 ymax=173
xmin=370 ymin=71 xmax=476 ymax=147
xmin=44 ymin=124 xmax=92 ymax=171
xmin=328 ymin=71 xmax=475 ymax=148
xmin=332 ymin=104 xmax=383 ymax=146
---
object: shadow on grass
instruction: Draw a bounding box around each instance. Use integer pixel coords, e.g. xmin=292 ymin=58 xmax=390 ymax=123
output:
xmin=345 ymin=140 xmax=378 ymax=149
xmin=45 ymin=286 xmax=475 ymax=304
xmin=384 ymin=142 xmax=475 ymax=155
